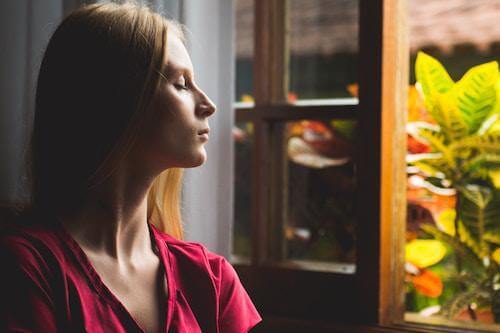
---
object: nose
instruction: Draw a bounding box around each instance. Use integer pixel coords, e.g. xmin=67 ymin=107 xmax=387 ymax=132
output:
xmin=196 ymin=90 xmax=217 ymax=118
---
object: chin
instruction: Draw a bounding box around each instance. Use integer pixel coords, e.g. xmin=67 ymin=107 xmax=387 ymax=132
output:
xmin=183 ymin=150 xmax=207 ymax=168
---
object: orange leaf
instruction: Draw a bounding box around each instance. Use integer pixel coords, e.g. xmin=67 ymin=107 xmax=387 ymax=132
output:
xmin=288 ymin=92 xmax=298 ymax=102
xmin=411 ymin=269 xmax=443 ymax=298
xmin=305 ymin=121 xmax=331 ymax=135
xmin=408 ymin=134 xmax=431 ymax=154
xmin=347 ymin=83 xmax=358 ymax=97
xmin=407 ymin=86 xmax=435 ymax=123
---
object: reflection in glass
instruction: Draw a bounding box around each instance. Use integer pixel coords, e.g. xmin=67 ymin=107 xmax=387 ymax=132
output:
xmin=284 ymin=119 xmax=357 ymax=268
xmin=235 ymin=0 xmax=254 ymax=103
xmin=232 ymin=122 xmax=253 ymax=259
xmin=289 ymin=0 xmax=359 ymax=101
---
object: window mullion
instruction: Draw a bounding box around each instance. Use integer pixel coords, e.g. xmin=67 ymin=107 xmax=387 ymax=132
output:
xmin=355 ymin=0 xmax=385 ymax=324
xmin=252 ymin=0 xmax=289 ymax=265
xmin=235 ymin=104 xmax=358 ymax=122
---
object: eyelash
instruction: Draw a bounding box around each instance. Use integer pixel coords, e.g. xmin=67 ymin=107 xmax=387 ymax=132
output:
xmin=174 ymin=82 xmax=189 ymax=90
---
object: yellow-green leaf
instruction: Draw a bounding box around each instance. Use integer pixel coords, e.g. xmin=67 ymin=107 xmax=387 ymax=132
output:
xmin=487 ymin=117 xmax=500 ymax=134
xmin=493 ymin=248 xmax=500 ymax=264
xmin=436 ymin=209 xmax=456 ymax=236
xmin=418 ymin=127 xmax=457 ymax=169
xmin=452 ymin=133 xmax=500 ymax=152
xmin=406 ymin=239 xmax=447 ymax=268
xmin=490 ymin=169 xmax=500 ymax=188
xmin=458 ymin=221 xmax=484 ymax=258
xmin=432 ymin=90 xmax=469 ymax=142
xmin=415 ymin=52 xmax=454 ymax=113
xmin=485 ymin=232 xmax=500 ymax=245
xmin=454 ymin=61 xmax=498 ymax=134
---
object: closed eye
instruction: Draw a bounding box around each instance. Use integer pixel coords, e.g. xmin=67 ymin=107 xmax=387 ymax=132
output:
xmin=174 ymin=83 xmax=189 ymax=90
xmin=174 ymin=76 xmax=190 ymax=90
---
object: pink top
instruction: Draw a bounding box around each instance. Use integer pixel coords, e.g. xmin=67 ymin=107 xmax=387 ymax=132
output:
xmin=0 ymin=220 xmax=262 ymax=332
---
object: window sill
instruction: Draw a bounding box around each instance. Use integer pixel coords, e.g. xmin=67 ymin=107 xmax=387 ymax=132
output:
xmin=253 ymin=316 xmax=497 ymax=333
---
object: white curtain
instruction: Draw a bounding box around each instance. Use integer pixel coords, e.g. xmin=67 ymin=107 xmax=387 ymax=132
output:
xmin=180 ymin=0 xmax=235 ymax=257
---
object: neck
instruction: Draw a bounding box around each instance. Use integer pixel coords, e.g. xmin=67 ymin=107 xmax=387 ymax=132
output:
xmin=59 ymin=161 xmax=159 ymax=264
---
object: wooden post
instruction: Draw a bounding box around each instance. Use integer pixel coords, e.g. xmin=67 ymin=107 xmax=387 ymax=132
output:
xmin=356 ymin=0 xmax=408 ymax=324
xmin=252 ymin=0 xmax=289 ymax=264
xmin=357 ymin=0 xmax=408 ymax=325
xmin=379 ymin=0 xmax=408 ymax=325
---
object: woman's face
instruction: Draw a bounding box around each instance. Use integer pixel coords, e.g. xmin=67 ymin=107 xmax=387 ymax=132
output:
xmin=137 ymin=31 xmax=217 ymax=171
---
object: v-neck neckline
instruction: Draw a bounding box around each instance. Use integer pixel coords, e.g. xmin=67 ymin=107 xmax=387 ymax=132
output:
xmin=56 ymin=219 xmax=176 ymax=333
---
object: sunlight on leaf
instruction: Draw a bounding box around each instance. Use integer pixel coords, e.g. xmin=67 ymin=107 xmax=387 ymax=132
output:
xmin=436 ymin=209 xmax=456 ymax=236
xmin=493 ymin=248 xmax=500 ymax=264
xmin=489 ymin=169 xmax=500 ymax=188
xmin=454 ymin=61 xmax=498 ymax=134
xmin=415 ymin=52 xmax=454 ymax=111
xmin=406 ymin=239 xmax=447 ymax=268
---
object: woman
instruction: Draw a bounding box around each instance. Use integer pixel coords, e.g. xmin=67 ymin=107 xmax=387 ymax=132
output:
xmin=0 ymin=2 xmax=262 ymax=332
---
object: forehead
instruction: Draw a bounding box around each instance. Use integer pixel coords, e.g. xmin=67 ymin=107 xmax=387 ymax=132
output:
xmin=163 ymin=32 xmax=193 ymax=76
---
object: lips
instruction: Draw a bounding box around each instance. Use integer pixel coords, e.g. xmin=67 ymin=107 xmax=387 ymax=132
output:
xmin=198 ymin=128 xmax=210 ymax=141
xmin=198 ymin=128 xmax=210 ymax=135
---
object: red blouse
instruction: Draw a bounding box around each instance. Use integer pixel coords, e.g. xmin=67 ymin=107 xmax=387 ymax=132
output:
xmin=0 ymin=221 xmax=262 ymax=332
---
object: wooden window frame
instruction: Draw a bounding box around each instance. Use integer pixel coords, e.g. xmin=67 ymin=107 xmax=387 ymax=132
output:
xmin=233 ymin=1 xmax=493 ymax=332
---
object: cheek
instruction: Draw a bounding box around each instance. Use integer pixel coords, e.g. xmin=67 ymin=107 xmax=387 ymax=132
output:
xmin=157 ymin=99 xmax=193 ymax=137
xmin=137 ymin=89 xmax=204 ymax=166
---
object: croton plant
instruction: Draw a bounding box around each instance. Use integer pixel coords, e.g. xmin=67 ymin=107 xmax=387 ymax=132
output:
xmin=406 ymin=52 xmax=500 ymax=324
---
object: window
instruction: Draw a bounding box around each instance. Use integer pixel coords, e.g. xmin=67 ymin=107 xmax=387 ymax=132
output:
xmin=233 ymin=0 xmax=359 ymax=270
xmin=232 ymin=0 xmax=498 ymax=332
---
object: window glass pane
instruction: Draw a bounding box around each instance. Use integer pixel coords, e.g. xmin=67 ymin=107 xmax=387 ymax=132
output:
xmin=289 ymin=0 xmax=359 ymax=103
xmin=405 ymin=0 xmax=500 ymax=330
xmin=232 ymin=121 xmax=253 ymax=260
xmin=235 ymin=0 xmax=254 ymax=104
xmin=282 ymin=119 xmax=357 ymax=273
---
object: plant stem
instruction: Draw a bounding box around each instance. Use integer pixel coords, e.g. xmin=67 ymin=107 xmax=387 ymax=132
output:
xmin=454 ymin=192 xmax=477 ymax=321
xmin=454 ymin=192 xmax=462 ymax=272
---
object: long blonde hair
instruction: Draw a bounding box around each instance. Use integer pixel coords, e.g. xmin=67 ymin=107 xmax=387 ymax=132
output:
xmin=25 ymin=1 xmax=186 ymax=238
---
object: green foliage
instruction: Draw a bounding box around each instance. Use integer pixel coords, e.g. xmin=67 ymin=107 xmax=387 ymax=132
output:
xmin=455 ymin=61 xmax=498 ymax=135
xmin=441 ymin=284 xmax=490 ymax=319
xmin=415 ymin=52 xmax=455 ymax=112
xmin=330 ymin=119 xmax=357 ymax=141
xmin=458 ymin=186 xmax=500 ymax=258
xmin=412 ymin=52 xmax=500 ymax=187
xmin=420 ymin=224 xmax=484 ymax=274
xmin=416 ymin=52 xmax=499 ymax=141
xmin=410 ymin=52 xmax=500 ymax=323
xmin=452 ymin=132 xmax=500 ymax=152
xmin=417 ymin=127 xmax=457 ymax=171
